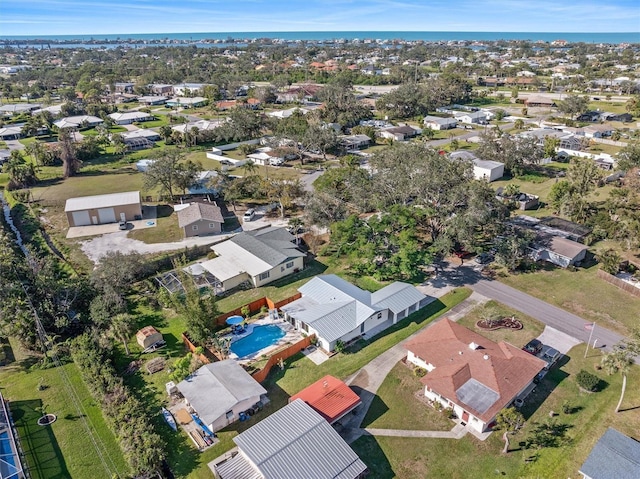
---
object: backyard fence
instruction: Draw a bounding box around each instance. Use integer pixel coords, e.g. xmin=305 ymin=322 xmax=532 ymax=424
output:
xmin=596 ymin=269 xmax=640 ymax=298
xmin=181 ymin=333 xmax=213 ymax=364
xmin=215 ymin=293 xmax=302 ymax=326
xmin=250 ymin=335 xmax=315 ymax=383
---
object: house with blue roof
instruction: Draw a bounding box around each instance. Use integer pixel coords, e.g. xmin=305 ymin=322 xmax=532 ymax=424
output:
xmin=579 ymin=428 xmax=640 ymax=479
xmin=280 ymin=274 xmax=431 ymax=352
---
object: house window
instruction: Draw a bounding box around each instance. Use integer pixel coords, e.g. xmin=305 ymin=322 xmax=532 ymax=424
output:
xmin=286 ymin=261 xmax=294 ymax=268
xmin=209 ymin=223 xmax=216 ymax=228
xmin=281 ymin=266 xmax=285 ymax=272
xmin=192 ymin=225 xmax=198 ymax=231
xmin=225 ymin=410 xmax=233 ymax=420
xmin=301 ymin=322 xmax=309 ymax=333
xmin=360 ymin=323 xmax=365 ymax=333
xmin=259 ymin=271 xmax=270 ymax=281
xmin=377 ymin=312 xmax=382 ymax=319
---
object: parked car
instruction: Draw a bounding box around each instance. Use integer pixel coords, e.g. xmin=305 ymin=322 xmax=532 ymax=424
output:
xmin=523 ymin=338 xmax=543 ymax=355
xmin=474 ymin=253 xmax=494 ymax=265
xmin=539 ymin=346 xmax=561 ymax=370
xmin=243 ymin=208 xmax=256 ymax=222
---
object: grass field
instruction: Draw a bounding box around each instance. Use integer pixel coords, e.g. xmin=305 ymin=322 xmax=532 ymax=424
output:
xmin=0 ymin=339 xmax=128 ymax=479
xmin=351 ymin=342 xmax=640 ymax=479
xmin=501 ymin=263 xmax=640 ymax=335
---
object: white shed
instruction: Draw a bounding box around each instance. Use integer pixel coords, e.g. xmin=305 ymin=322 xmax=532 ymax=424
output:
xmin=472 ymin=159 xmax=504 ymax=182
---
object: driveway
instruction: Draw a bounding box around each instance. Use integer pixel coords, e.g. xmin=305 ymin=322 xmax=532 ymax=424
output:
xmin=4 ymin=139 xmax=24 ymax=151
xmin=537 ymin=326 xmax=581 ymax=355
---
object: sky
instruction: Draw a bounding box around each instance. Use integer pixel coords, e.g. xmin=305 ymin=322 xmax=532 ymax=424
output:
xmin=1 ymin=0 xmax=639 ymax=36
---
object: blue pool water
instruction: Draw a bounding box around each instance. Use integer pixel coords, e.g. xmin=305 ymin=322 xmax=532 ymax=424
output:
xmin=230 ymin=325 xmax=285 ymax=358
xmin=0 ymin=431 xmax=18 ymax=474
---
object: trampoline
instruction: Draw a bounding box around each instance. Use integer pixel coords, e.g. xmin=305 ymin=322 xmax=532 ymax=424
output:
xmin=226 ymin=316 xmax=244 ymax=326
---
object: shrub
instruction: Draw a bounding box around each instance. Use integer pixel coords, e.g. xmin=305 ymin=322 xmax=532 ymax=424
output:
xmin=576 ymin=369 xmax=600 ymax=391
xmin=335 ymin=340 xmax=346 ymax=353
xmin=413 ymin=366 xmax=427 ymax=378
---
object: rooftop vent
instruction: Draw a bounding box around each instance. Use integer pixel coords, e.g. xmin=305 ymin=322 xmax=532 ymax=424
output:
xmin=483 ymin=354 xmax=490 ymax=360
xmin=469 ymin=342 xmax=480 ymax=350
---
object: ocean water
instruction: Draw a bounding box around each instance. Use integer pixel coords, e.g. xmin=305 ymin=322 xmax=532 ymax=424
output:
xmin=1 ymin=31 xmax=639 ymax=44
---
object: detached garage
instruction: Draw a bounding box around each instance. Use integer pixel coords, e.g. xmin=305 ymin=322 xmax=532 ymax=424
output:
xmin=65 ymin=191 xmax=142 ymax=227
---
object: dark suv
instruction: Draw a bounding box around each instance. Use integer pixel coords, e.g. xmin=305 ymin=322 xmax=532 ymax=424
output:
xmin=523 ymin=339 xmax=543 ymax=355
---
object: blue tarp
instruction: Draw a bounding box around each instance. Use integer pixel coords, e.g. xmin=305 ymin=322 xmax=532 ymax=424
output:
xmin=226 ymin=315 xmax=244 ymax=326
xmin=191 ymin=414 xmax=214 ymax=437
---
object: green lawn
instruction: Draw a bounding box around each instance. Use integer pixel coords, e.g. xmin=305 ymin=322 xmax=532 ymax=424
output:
xmin=501 ymin=264 xmax=640 ymax=335
xmin=0 ymin=339 xmax=128 ymax=479
xmin=362 ymin=362 xmax=453 ymax=431
xmin=352 ymin=343 xmax=640 ymax=479
xmin=128 ymin=204 xmax=183 ymax=243
xmin=456 ymin=300 xmax=546 ymax=349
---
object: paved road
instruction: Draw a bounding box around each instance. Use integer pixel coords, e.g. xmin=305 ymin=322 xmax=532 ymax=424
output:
xmin=426 ymin=264 xmax=627 ymax=355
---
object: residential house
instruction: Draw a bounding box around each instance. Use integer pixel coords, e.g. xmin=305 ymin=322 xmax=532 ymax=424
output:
xmin=601 ymin=112 xmax=632 ymax=122
xmin=0 ymin=125 xmax=22 ymax=140
xmin=455 ymin=111 xmax=488 ymax=125
xmin=187 ymin=171 xmax=220 ymax=195
xmin=276 ymin=84 xmax=321 ymax=103
xmin=172 ymin=83 xmax=205 ymax=96
xmin=496 ymin=188 xmax=540 ymax=210
xmin=338 ymin=134 xmax=371 ymax=152
xmin=176 ymin=360 xmax=267 ymax=434
xmin=122 ymin=129 xmax=161 ymax=142
xmin=280 ymin=275 xmax=430 ymax=352
xmin=65 ymin=191 xmax=142 ymax=227
xmin=523 ymin=95 xmax=556 ymax=108
xmin=378 ymin=125 xmax=420 ymax=141
xmin=472 ymin=159 xmax=504 ymax=182
xmin=0 ymin=103 xmax=41 ymax=116
xmin=149 ymin=84 xmax=174 ymax=95
xmin=529 ymin=234 xmax=588 ymax=268
xmin=166 ymin=97 xmax=207 ymax=108
xmin=423 ymin=115 xmax=458 ymax=130
xmin=176 ymin=202 xmax=224 ymax=237
xmin=289 ymin=375 xmax=362 ymax=424
xmin=199 ymin=227 xmax=306 ymax=291
xmin=577 ymin=111 xmax=602 ymax=122
xmin=405 ymin=319 xmax=545 ymax=433
xmin=114 ymin=82 xmax=134 ymax=94
xmin=108 ymin=111 xmax=153 ymax=125
xmin=266 ymin=107 xmax=311 ymax=119
xmin=137 ymin=95 xmax=168 ymax=106
xmin=584 ymin=124 xmax=614 ymax=139
xmin=211 ymin=399 xmax=367 ymax=479
xmin=579 ymin=428 xmax=640 ymax=479
xmin=172 ymin=119 xmax=223 ymax=134
xmin=53 ymin=115 xmax=103 ymax=130
xmin=247 ymin=147 xmax=286 ymax=166
xmin=122 ymin=136 xmax=155 ymax=151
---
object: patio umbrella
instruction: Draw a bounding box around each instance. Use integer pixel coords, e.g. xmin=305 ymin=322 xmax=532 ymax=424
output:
xmin=226 ymin=315 xmax=244 ymax=326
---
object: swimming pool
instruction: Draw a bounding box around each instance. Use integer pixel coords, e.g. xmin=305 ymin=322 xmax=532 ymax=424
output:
xmin=0 ymin=430 xmax=19 ymax=477
xmin=230 ymin=325 xmax=285 ymax=358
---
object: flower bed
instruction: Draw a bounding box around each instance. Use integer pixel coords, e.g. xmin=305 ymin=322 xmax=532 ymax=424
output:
xmin=476 ymin=316 xmax=523 ymax=331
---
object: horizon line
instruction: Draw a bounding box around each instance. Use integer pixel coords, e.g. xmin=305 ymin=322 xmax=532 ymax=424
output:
xmin=2 ymin=30 xmax=637 ymax=38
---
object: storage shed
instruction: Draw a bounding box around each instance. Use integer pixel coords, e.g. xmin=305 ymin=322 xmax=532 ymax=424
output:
xmin=136 ymin=326 xmax=163 ymax=349
xmin=65 ymin=191 xmax=142 ymax=227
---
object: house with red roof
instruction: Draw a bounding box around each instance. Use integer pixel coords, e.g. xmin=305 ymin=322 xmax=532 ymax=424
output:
xmin=289 ymin=375 xmax=361 ymax=424
xmin=405 ymin=319 xmax=545 ymax=433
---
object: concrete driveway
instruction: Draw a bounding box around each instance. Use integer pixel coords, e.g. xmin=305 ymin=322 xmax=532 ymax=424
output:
xmin=4 ymin=139 xmax=24 ymax=151
xmin=537 ymin=326 xmax=581 ymax=355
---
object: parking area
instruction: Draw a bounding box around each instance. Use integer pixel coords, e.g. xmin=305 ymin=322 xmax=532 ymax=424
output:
xmin=536 ymin=326 xmax=581 ymax=355
xmin=66 ymin=205 xmax=158 ymax=238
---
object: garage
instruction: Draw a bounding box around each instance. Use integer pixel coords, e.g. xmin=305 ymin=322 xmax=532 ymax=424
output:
xmin=71 ymin=210 xmax=91 ymax=226
xmin=98 ymin=208 xmax=116 ymax=224
xmin=65 ymin=191 xmax=142 ymax=228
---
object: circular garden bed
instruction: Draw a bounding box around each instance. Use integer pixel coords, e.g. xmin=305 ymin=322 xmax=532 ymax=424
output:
xmin=37 ymin=414 xmax=57 ymax=426
xmin=476 ymin=317 xmax=523 ymax=331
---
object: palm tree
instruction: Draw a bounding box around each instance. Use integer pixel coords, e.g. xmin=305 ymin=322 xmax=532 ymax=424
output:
xmin=601 ymin=348 xmax=633 ymax=413
xmin=109 ymin=313 xmax=135 ymax=356
xmin=243 ymin=159 xmax=258 ymax=177
xmin=514 ymin=119 xmax=525 ymax=130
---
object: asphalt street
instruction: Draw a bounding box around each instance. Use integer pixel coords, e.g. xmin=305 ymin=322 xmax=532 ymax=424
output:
xmin=429 ymin=264 xmax=628 ymax=356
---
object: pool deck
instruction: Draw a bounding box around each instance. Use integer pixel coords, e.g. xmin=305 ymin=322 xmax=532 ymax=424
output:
xmin=226 ymin=318 xmax=304 ymax=363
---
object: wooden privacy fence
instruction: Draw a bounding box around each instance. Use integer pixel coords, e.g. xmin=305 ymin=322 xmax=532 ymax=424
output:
xmin=215 ymin=293 xmax=302 ymax=325
xmin=596 ymin=269 xmax=640 ymax=298
xmin=250 ymin=335 xmax=314 ymax=383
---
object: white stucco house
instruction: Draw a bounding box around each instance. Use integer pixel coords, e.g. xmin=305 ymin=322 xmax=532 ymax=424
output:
xmin=423 ymin=115 xmax=458 ymax=130
xmin=405 ymin=319 xmax=545 ymax=433
xmin=176 ymin=360 xmax=266 ymax=433
xmin=529 ymin=235 xmax=588 ymax=268
xmin=280 ymin=275 xmax=431 ymax=352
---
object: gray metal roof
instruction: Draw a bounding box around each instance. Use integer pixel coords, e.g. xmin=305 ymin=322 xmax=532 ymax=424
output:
xmin=176 ymin=361 xmax=266 ymax=428
xmin=371 ymin=282 xmax=427 ymax=314
xmin=64 ymin=191 xmax=140 ymax=212
xmin=473 ymin=158 xmax=504 ymax=170
xmin=233 ymin=399 xmax=367 ymax=479
xmin=456 ymin=378 xmax=499 ymax=414
xmin=580 ymin=428 xmax=640 ymax=479
xmin=215 ymin=452 xmax=263 ymax=479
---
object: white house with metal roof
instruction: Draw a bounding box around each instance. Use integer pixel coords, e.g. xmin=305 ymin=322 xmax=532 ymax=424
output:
xmin=176 ymin=360 xmax=266 ymax=434
xmin=199 ymin=227 xmax=305 ymax=291
xmin=280 ymin=274 xmax=430 ymax=352
xmin=53 ymin=115 xmax=104 ymax=130
xmin=65 ymin=191 xmax=142 ymax=227
xmin=450 ymin=151 xmax=504 ymax=182
xmin=108 ymin=111 xmax=153 ymax=125
xmin=212 ymin=399 xmax=367 ymax=479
